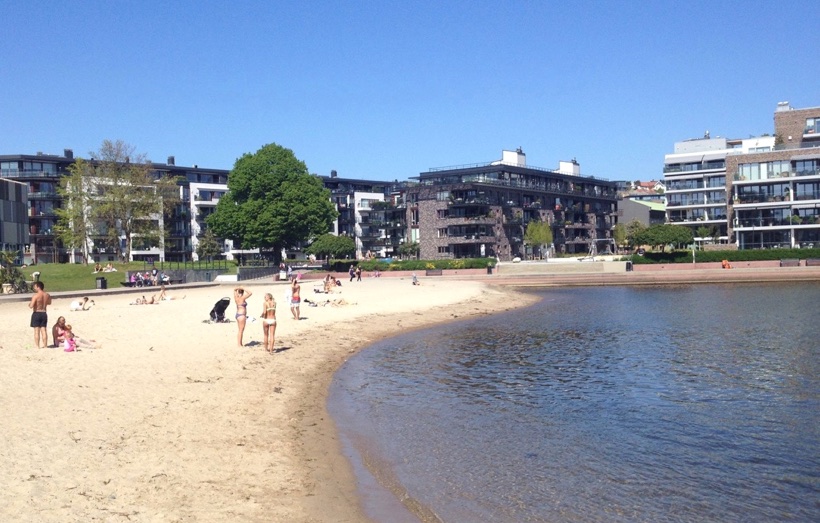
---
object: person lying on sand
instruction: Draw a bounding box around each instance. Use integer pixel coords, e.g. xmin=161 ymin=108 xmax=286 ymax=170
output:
xmin=69 ymin=297 xmax=95 ymax=311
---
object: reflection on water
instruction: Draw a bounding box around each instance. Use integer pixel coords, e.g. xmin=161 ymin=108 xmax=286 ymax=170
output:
xmin=330 ymin=284 xmax=820 ymax=522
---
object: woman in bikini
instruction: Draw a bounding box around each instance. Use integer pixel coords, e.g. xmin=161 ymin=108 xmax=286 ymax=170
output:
xmin=233 ymin=287 xmax=253 ymax=347
xmin=290 ymin=277 xmax=301 ymax=320
xmin=260 ymin=293 xmax=277 ymax=354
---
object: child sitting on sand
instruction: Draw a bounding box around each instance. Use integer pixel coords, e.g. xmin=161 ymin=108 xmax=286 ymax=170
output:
xmin=63 ymin=325 xmax=77 ymax=352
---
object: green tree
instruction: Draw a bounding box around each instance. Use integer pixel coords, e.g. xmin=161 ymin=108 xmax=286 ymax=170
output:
xmin=397 ymin=241 xmax=420 ymax=260
xmin=304 ymin=233 xmax=355 ymax=259
xmin=207 ymin=143 xmax=337 ymax=263
xmin=634 ymin=224 xmax=693 ymax=252
xmin=0 ymin=251 xmax=28 ymax=293
xmin=59 ymin=140 xmax=179 ymax=261
xmin=625 ymin=219 xmax=647 ymax=249
xmin=55 ymin=158 xmax=94 ymax=264
xmin=196 ymin=228 xmax=222 ymax=261
xmin=523 ymin=221 xmax=554 ymax=259
xmin=613 ymin=223 xmax=627 ymax=253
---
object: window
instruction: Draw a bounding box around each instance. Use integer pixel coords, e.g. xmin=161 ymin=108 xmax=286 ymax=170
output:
xmin=806 ymin=117 xmax=819 ymax=134
xmin=795 ymin=160 xmax=819 ymax=177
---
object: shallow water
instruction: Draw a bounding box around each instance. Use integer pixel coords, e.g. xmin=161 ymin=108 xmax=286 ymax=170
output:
xmin=329 ymin=283 xmax=820 ymax=522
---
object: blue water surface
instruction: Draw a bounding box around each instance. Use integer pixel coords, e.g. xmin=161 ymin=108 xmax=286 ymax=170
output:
xmin=329 ymin=283 xmax=820 ymax=522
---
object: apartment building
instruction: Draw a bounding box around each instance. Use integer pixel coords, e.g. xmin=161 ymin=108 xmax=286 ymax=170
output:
xmin=0 ymin=151 xmax=232 ymax=264
xmin=664 ymin=102 xmax=820 ymax=250
xmin=319 ymin=172 xmax=412 ymax=259
xmin=407 ymin=149 xmax=618 ymax=260
xmin=728 ymin=102 xmax=820 ymax=249
xmin=0 ymin=178 xmax=29 ymax=257
xmin=662 ymin=135 xmax=736 ymax=244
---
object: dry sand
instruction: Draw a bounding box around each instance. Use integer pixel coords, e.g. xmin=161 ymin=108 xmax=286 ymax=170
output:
xmin=0 ymin=277 xmax=536 ymax=522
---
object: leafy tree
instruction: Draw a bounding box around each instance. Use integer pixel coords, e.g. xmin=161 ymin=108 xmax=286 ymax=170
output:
xmin=625 ymin=219 xmax=647 ymax=249
xmin=612 ymin=223 xmax=627 ymax=253
xmin=0 ymin=251 xmax=28 ymax=293
xmin=304 ymin=233 xmax=355 ymax=259
xmin=398 ymin=241 xmax=420 ymax=260
xmin=196 ymin=228 xmax=222 ymax=261
xmin=523 ymin=221 xmax=553 ymax=258
xmin=207 ymin=143 xmax=337 ymax=263
xmin=55 ymin=158 xmax=94 ymax=263
xmin=634 ymin=224 xmax=693 ymax=252
xmin=57 ymin=140 xmax=179 ymax=261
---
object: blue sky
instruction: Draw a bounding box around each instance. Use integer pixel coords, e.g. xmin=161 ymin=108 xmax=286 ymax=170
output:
xmin=2 ymin=0 xmax=818 ymax=182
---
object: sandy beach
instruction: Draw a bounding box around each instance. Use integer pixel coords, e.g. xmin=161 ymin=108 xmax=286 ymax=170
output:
xmin=0 ymin=276 xmax=536 ymax=522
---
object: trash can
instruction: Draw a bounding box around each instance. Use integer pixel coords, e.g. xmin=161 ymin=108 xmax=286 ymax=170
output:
xmin=96 ymin=276 xmax=107 ymax=289
xmin=487 ymin=265 xmax=494 ymax=275
xmin=625 ymin=261 xmax=633 ymax=272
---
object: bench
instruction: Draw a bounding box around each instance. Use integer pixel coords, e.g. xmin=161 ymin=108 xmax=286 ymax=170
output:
xmin=806 ymin=258 xmax=820 ymax=267
xmin=780 ymin=259 xmax=800 ymax=267
xmin=425 ymin=268 xmax=443 ymax=276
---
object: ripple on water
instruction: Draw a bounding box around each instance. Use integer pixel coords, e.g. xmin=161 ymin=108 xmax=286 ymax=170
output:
xmin=330 ymin=283 xmax=820 ymax=522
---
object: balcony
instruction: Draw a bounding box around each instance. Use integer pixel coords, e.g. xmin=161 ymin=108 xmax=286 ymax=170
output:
xmin=28 ymin=191 xmax=59 ymax=200
xmin=446 ymin=216 xmax=496 ymax=226
xmin=664 ymin=162 xmax=726 ymax=174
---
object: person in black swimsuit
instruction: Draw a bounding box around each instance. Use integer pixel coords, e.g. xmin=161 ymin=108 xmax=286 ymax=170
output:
xmin=28 ymin=281 xmax=52 ymax=349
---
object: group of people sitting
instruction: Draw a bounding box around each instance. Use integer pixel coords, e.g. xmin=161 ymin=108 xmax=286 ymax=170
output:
xmin=319 ymin=273 xmax=343 ymax=294
xmin=129 ymin=269 xmax=171 ymax=287
xmin=93 ymin=263 xmax=117 ymax=273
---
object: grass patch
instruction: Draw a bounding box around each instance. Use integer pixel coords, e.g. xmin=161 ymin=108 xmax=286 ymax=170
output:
xmin=19 ymin=261 xmax=236 ymax=293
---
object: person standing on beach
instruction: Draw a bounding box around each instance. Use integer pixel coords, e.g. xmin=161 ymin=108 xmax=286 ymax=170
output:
xmin=233 ymin=287 xmax=253 ymax=347
xmin=28 ymin=281 xmax=52 ymax=349
xmin=290 ymin=277 xmax=301 ymax=320
xmin=260 ymin=293 xmax=277 ymax=354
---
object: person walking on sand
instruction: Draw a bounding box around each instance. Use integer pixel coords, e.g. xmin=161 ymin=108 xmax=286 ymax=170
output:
xmin=290 ymin=277 xmax=301 ymax=320
xmin=28 ymin=281 xmax=52 ymax=349
xmin=260 ymin=293 xmax=277 ymax=354
xmin=234 ymin=286 xmax=253 ymax=347
xmin=355 ymin=265 xmax=362 ymax=281
xmin=349 ymin=264 xmax=355 ymax=282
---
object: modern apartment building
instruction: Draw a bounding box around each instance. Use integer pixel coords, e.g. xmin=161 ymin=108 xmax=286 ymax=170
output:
xmin=0 ymin=151 xmax=233 ymax=264
xmin=407 ymin=149 xmax=618 ymax=260
xmin=728 ymin=102 xmax=820 ymax=249
xmin=0 ymin=178 xmax=29 ymax=258
xmin=662 ymin=135 xmax=736 ymax=244
xmin=663 ymin=102 xmax=820 ymax=250
xmin=319 ymin=172 xmax=411 ymax=259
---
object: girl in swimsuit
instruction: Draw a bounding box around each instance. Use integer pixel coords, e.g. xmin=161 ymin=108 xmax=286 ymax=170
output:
xmin=290 ymin=278 xmax=301 ymax=320
xmin=234 ymin=287 xmax=253 ymax=347
xmin=260 ymin=293 xmax=277 ymax=354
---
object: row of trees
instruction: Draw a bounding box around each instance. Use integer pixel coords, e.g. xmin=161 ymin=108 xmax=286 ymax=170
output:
xmin=613 ymin=220 xmax=694 ymax=252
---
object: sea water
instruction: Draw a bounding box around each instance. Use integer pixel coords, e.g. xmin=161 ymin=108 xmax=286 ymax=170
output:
xmin=329 ymin=283 xmax=820 ymax=522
